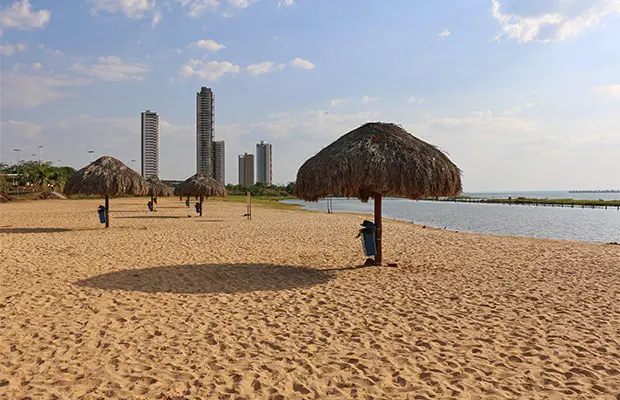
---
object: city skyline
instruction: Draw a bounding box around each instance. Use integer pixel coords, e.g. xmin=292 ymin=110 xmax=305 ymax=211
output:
xmin=196 ymin=87 xmax=214 ymax=177
xmin=1 ymin=1 xmax=620 ymax=190
xmin=238 ymin=153 xmax=254 ymax=187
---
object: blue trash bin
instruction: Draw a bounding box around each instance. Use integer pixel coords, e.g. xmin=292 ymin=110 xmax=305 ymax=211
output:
xmin=147 ymin=201 xmax=153 ymax=211
xmin=195 ymin=202 xmax=201 ymax=214
xmin=97 ymin=206 xmax=107 ymax=224
xmin=185 ymin=198 xmax=190 ymax=207
xmin=357 ymin=220 xmax=376 ymax=256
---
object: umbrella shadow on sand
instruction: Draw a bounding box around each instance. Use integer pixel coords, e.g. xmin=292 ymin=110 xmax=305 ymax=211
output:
xmin=74 ymin=263 xmax=334 ymax=294
xmin=117 ymin=215 xmax=183 ymax=219
xmin=0 ymin=227 xmax=73 ymax=234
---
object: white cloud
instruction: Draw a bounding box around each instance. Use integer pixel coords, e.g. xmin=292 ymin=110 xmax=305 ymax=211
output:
xmin=406 ymin=96 xmax=426 ymax=104
xmin=151 ymin=11 xmax=162 ymax=26
xmin=329 ymin=98 xmax=348 ymax=107
xmin=246 ymin=61 xmax=277 ymax=75
xmin=179 ymin=59 xmax=240 ymax=81
xmin=438 ymin=29 xmax=451 ymax=40
xmin=87 ymin=0 xmax=155 ymax=18
xmin=362 ymin=95 xmax=379 ymax=104
xmin=289 ymin=57 xmax=315 ymax=70
xmin=0 ymin=42 xmax=27 ymax=55
xmin=0 ymin=71 xmax=91 ymax=107
xmin=0 ymin=120 xmax=43 ymax=139
xmin=38 ymin=44 xmax=63 ymax=57
xmin=599 ymin=84 xmax=620 ymax=97
xmin=0 ymin=0 xmax=50 ymax=30
xmin=278 ymin=0 xmax=294 ymax=7
xmin=176 ymin=0 xmax=219 ymax=17
xmin=69 ymin=56 xmax=148 ymax=81
xmin=190 ymin=39 xmax=226 ymax=51
xmin=492 ymin=0 xmax=620 ymax=43
xmin=32 ymin=62 xmax=43 ymax=70
xmin=228 ymin=0 xmax=257 ymax=8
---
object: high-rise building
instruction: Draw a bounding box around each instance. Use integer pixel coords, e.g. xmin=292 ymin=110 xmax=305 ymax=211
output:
xmin=238 ymin=153 xmax=254 ymax=186
xmin=141 ymin=109 xmax=159 ymax=178
xmin=196 ymin=87 xmax=214 ymax=175
xmin=256 ymin=140 xmax=272 ymax=186
xmin=213 ymin=141 xmax=225 ymax=184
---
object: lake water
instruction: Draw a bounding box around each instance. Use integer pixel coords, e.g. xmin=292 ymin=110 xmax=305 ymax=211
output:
xmin=463 ymin=190 xmax=620 ymax=201
xmin=282 ymin=196 xmax=620 ymax=243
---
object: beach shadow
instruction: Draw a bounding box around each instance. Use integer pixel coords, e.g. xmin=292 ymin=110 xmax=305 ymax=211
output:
xmin=118 ymin=215 xmax=182 ymax=219
xmin=326 ymin=264 xmax=378 ymax=272
xmin=74 ymin=263 xmax=333 ymax=294
xmin=193 ymin=219 xmax=224 ymax=222
xmin=0 ymin=227 xmax=72 ymax=234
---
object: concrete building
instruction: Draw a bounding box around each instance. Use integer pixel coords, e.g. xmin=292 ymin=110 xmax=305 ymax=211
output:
xmin=196 ymin=87 xmax=214 ymax=175
xmin=238 ymin=153 xmax=254 ymax=186
xmin=212 ymin=141 xmax=225 ymax=184
xmin=141 ymin=110 xmax=159 ymax=178
xmin=256 ymin=140 xmax=272 ymax=186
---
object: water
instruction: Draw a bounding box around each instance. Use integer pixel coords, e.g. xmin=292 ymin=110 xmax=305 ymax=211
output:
xmin=282 ymin=197 xmax=620 ymax=243
xmin=463 ymin=190 xmax=620 ymax=201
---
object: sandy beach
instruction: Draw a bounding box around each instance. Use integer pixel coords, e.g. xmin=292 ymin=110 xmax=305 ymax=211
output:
xmin=1 ymin=197 xmax=619 ymax=399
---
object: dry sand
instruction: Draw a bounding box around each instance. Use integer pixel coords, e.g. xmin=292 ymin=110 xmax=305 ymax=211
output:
xmin=1 ymin=197 xmax=619 ymax=399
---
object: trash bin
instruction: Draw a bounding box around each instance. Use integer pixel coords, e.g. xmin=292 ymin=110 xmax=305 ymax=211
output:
xmin=357 ymin=220 xmax=376 ymax=256
xmin=147 ymin=201 xmax=153 ymax=211
xmin=97 ymin=205 xmax=107 ymax=224
xmin=195 ymin=202 xmax=201 ymax=214
xmin=185 ymin=198 xmax=190 ymax=207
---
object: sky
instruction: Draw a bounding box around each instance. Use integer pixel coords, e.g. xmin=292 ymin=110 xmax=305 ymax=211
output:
xmin=1 ymin=0 xmax=619 ymax=191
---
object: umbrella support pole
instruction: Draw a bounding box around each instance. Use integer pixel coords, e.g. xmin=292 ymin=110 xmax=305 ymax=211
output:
xmin=374 ymin=194 xmax=382 ymax=266
xmin=199 ymin=195 xmax=203 ymax=217
xmin=105 ymin=195 xmax=110 ymax=229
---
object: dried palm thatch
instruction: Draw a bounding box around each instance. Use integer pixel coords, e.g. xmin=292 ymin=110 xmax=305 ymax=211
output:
xmin=295 ymin=122 xmax=462 ymax=265
xmin=147 ymin=177 xmax=174 ymax=197
xmin=177 ymin=173 xmax=227 ymax=216
xmin=64 ymin=156 xmax=148 ymax=227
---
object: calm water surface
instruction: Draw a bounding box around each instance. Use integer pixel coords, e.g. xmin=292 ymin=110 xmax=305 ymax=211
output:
xmin=283 ymin=198 xmax=620 ymax=243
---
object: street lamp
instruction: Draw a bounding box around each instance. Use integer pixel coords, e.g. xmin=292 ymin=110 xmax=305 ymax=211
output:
xmin=88 ymin=150 xmax=95 ymax=163
xmin=38 ymin=145 xmax=43 ymax=165
xmin=13 ymin=148 xmax=21 ymax=165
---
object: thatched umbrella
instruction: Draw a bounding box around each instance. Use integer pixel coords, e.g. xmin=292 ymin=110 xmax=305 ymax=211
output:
xmin=147 ymin=177 xmax=173 ymax=210
xmin=177 ymin=173 xmax=227 ymax=216
xmin=295 ymin=122 xmax=462 ymax=265
xmin=64 ymin=156 xmax=148 ymax=228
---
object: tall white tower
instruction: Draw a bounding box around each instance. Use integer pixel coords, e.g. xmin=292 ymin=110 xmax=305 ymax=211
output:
xmin=141 ymin=110 xmax=159 ymax=178
xmin=196 ymin=87 xmax=214 ymax=175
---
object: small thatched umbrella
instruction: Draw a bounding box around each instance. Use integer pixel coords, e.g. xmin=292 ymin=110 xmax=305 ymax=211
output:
xmin=295 ymin=122 xmax=462 ymax=265
xmin=147 ymin=177 xmax=173 ymax=210
xmin=64 ymin=156 xmax=148 ymax=228
xmin=177 ymin=173 xmax=227 ymax=216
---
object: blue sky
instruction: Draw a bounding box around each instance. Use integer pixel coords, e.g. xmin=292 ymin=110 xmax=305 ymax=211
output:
xmin=1 ymin=0 xmax=619 ymax=190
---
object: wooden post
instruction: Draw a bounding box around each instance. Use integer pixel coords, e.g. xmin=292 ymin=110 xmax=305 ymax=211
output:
xmin=199 ymin=195 xmax=203 ymax=217
xmin=247 ymin=191 xmax=252 ymax=220
xmin=374 ymin=194 xmax=382 ymax=266
xmin=151 ymin=194 xmax=154 ymax=211
xmin=105 ymin=195 xmax=110 ymax=229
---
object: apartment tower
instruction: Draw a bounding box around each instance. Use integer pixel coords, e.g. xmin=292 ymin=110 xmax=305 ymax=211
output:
xmin=141 ymin=109 xmax=159 ymax=178
xmin=196 ymin=87 xmax=214 ymax=175
xmin=256 ymin=140 xmax=272 ymax=186
xmin=213 ymin=141 xmax=225 ymax=184
xmin=238 ymin=153 xmax=254 ymax=186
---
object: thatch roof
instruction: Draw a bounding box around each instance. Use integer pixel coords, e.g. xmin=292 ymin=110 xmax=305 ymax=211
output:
xmin=147 ymin=177 xmax=174 ymax=197
xmin=64 ymin=156 xmax=148 ymax=196
xmin=296 ymin=122 xmax=462 ymax=202
xmin=177 ymin=173 xmax=227 ymax=197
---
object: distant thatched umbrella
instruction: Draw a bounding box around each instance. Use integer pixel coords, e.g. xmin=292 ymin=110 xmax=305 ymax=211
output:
xmin=64 ymin=156 xmax=148 ymax=228
xmin=177 ymin=173 xmax=227 ymax=216
xmin=147 ymin=177 xmax=173 ymax=210
xmin=295 ymin=122 xmax=462 ymax=265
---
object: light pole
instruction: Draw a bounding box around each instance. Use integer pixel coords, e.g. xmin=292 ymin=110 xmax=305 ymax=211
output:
xmin=32 ymin=153 xmax=37 ymax=161
xmin=131 ymin=159 xmax=137 ymax=172
xmin=13 ymin=148 xmax=21 ymax=165
xmin=38 ymin=145 xmax=43 ymax=165
xmin=88 ymin=150 xmax=94 ymax=163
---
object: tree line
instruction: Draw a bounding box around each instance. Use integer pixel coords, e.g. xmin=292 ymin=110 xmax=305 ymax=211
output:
xmin=0 ymin=161 xmax=77 ymax=193
xmin=224 ymin=181 xmax=296 ymax=197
